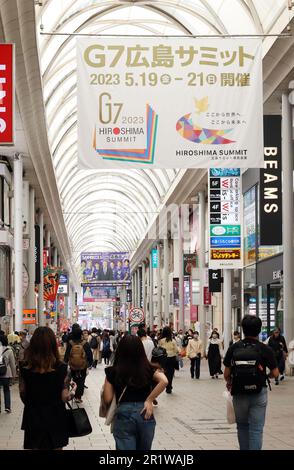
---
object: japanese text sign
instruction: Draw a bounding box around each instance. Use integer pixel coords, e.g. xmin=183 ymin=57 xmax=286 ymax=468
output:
xmin=77 ymin=38 xmax=263 ymax=169
xmin=208 ymin=168 xmax=243 ymax=269
xmin=0 ymin=44 xmax=14 ymax=145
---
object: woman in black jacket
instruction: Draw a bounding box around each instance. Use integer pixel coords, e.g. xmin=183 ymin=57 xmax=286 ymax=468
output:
xmin=64 ymin=327 xmax=93 ymax=402
xmin=19 ymin=327 xmax=76 ymax=450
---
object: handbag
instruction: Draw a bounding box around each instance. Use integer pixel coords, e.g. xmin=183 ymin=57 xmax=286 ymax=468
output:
xmin=223 ymin=390 xmax=236 ymax=424
xmin=99 ymin=386 xmax=127 ymax=426
xmin=66 ymin=399 xmax=92 ymax=437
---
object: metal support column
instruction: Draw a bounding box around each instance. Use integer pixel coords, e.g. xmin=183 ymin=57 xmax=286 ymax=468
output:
xmin=163 ymin=237 xmax=170 ymax=326
xmin=28 ymin=187 xmax=35 ymax=312
xmin=149 ymin=253 xmax=154 ymax=329
xmin=53 ymin=247 xmax=58 ymax=266
xmin=38 ymin=212 xmax=45 ymax=326
xmin=142 ymin=262 xmax=146 ymax=316
xmin=157 ymin=244 xmax=162 ymax=327
xmin=223 ymin=269 xmax=232 ymax=353
xmin=14 ymin=154 xmax=23 ymax=331
xmin=179 ymin=210 xmax=184 ymax=331
xmin=282 ymin=93 xmax=294 ymax=344
xmin=198 ymin=191 xmax=206 ymax=344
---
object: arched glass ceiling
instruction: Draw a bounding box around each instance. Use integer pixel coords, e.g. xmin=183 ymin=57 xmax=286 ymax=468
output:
xmin=35 ymin=0 xmax=287 ymax=273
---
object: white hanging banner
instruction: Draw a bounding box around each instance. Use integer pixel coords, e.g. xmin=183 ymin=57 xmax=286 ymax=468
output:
xmin=77 ymin=38 xmax=263 ymax=169
xmin=208 ymin=168 xmax=243 ymax=269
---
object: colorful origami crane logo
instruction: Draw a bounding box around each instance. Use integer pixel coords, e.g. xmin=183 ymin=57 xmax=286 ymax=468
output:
xmin=94 ymin=104 xmax=158 ymax=164
xmin=176 ymin=97 xmax=235 ymax=145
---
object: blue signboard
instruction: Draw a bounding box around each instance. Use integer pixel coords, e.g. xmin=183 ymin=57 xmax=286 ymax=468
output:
xmin=211 ymin=237 xmax=241 ymax=248
xmin=210 ymin=168 xmax=241 ymax=177
xmin=151 ymin=249 xmax=158 ymax=268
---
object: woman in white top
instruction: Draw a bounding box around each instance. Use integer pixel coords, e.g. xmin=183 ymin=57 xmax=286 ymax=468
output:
xmin=0 ymin=334 xmax=16 ymax=412
xmin=158 ymin=327 xmax=179 ymax=394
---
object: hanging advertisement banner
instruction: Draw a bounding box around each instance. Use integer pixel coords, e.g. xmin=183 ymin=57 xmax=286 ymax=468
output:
xmin=0 ymin=44 xmax=14 ymax=145
xmin=151 ymin=249 xmax=158 ymax=268
xmin=82 ymin=285 xmax=117 ymax=302
xmin=34 ymin=225 xmax=41 ymax=284
xmin=57 ymin=272 xmax=69 ymax=295
xmin=81 ymin=252 xmax=130 ymax=285
xmin=77 ymin=38 xmax=263 ymax=169
xmin=183 ymin=253 xmax=197 ymax=276
xmin=208 ymin=168 xmax=243 ymax=269
xmin=260 ymin=115 xmax=282 ymax=246
xmin=43 ymin=266 xmax=62 ymax=302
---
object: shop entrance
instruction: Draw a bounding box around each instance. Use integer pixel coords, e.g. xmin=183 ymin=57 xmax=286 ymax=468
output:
xmin=258 ymin=281 xmax=283 ymax=341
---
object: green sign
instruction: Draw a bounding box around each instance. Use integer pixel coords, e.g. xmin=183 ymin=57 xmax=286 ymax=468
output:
xmin=210 ymin=225 xmax=241 ymax=237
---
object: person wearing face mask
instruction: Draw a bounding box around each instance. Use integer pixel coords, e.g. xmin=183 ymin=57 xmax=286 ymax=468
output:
xmin=206 ymin=331 xmax=223 ymax=379
xmin=186 ymin=331 xmax=204 ymax=379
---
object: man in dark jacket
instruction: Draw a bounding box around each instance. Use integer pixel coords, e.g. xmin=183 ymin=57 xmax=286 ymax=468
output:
xmin=268 ymin=328 xmax=288 ymax=384
xmin=64 ymin=327 xmax=93 ymax=402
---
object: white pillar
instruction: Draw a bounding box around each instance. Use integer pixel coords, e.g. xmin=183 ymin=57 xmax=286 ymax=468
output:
xmin=45 ymin=230 xmax=51 ymax=264
xmin=164 ymin=237 xmax=170 ymax=326
xmin=223 ymin=269 xmax=232 ymax=352
xmin=198 ymin=191 xmax=206 ymax=344
xmin=53 ymin=247 xmax=58 ymax=266
xmin=57 ymin=255 xmax=60 ymax=267
xmin=28 ymin=187 xmax=35 ymax=310
xmin=142 ymin=262 xmax=146 ymax=315
xmin=38 ymin=212 xmax=45 ymax=326
xmin=282 ymin=93 xmax=294 ymax=345
xmin=157 ymin=244 xmax=162 ymax=327
xmin=137 ymin=267 xmax=141 ymax=308
xmin=149 ymin=253 xmax=154 ymax=329
xmin=178 ymin=210 xmax=184 ymax=331
xmin=14 ymin=154 xmax=23 ymax=331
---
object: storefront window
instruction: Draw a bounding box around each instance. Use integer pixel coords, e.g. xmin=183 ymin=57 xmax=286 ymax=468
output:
xmin=244 ymin=186 xmax=257 ymax=266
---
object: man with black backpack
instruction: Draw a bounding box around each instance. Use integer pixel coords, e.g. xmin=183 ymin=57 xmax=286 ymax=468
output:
xmin=64 ymin=327 xmax=93 ymax=403
xmin=224 ymin=315 xmax=279 ymax=450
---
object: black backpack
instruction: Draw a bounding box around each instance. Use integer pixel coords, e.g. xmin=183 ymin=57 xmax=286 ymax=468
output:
xmin=182 ymin=336 xmax=189 ymax=348
xmin=89 ymin=335 xmax=98 ymax=350
xmin=231 ymin=341 xmax=266 ymax=395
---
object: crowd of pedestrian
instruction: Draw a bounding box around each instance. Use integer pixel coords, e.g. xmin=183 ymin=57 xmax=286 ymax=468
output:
xmin=0 ymin=321 xmax=292 ymax=451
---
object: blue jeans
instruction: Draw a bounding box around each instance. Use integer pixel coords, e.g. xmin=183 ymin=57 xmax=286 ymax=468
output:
xmin=113 ymin=402 xmax=156 ymax=450
xmin=233 ymin=387 xmax=268 ymax=450
xmin=0 ymin=378 xmax=11 ymax=409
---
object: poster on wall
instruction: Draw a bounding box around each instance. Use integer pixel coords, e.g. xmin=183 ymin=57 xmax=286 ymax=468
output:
xmin=183 ymin=253 xmax=197 ymax=276
xmin=81 ymin=252 xmax=130 ymax=285
xmin=57 ymin=273 xmax=69 ymax=295
xmin=208 ymin=168 xmax=243 ymax=269
xmin=77 ymin=38 xmax=263 ymax=169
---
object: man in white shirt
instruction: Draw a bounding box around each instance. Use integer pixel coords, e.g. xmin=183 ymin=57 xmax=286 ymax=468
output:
xmin=137 ymin=328 xmax=154 ymax=361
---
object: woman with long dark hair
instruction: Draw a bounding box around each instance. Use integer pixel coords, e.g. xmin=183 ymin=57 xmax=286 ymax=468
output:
xmin=102 ymin=335 xmax=168 ymax=450
xmin=158 ymin=327 xmax=179 ymax=394
xmin=206 ymin=331 xmax=223 ymax=379
xmin=19 ymin=327 xmax=76 ymax=450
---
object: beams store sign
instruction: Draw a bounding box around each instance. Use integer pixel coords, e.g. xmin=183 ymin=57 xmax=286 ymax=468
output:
xmin=0 ymin=44 xmax=14 ymax=145
xmin=77 ymin=38 xmax=263 ymax=169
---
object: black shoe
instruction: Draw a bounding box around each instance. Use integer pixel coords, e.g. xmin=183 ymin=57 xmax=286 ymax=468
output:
xmin=166 ymin=389 xmax=172 ymax=394
xmin=275 ymin=379 xmax=279 ymax=385
xmin=84 ymin=385 xmax=88 ymax=389
xmin=191 ymin=376 xmax=194 ymax=379
xmin=5 ymin=408 xmax=11 ymax=413
xmin=280 ymin=375 xmax=285 ymax=381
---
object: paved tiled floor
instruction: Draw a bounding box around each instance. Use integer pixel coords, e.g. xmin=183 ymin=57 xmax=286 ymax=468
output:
xmin=0 ymin=360 xmax=293 ymax=450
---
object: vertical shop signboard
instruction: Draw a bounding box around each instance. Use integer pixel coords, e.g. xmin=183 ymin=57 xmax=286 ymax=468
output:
xmin=259 ymin=115 xmax=282 ymax=245
xmin=208 ymin=168 xmax=243 ymax=269
xmin=0 ymin=44 xmax=14 ymax=145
